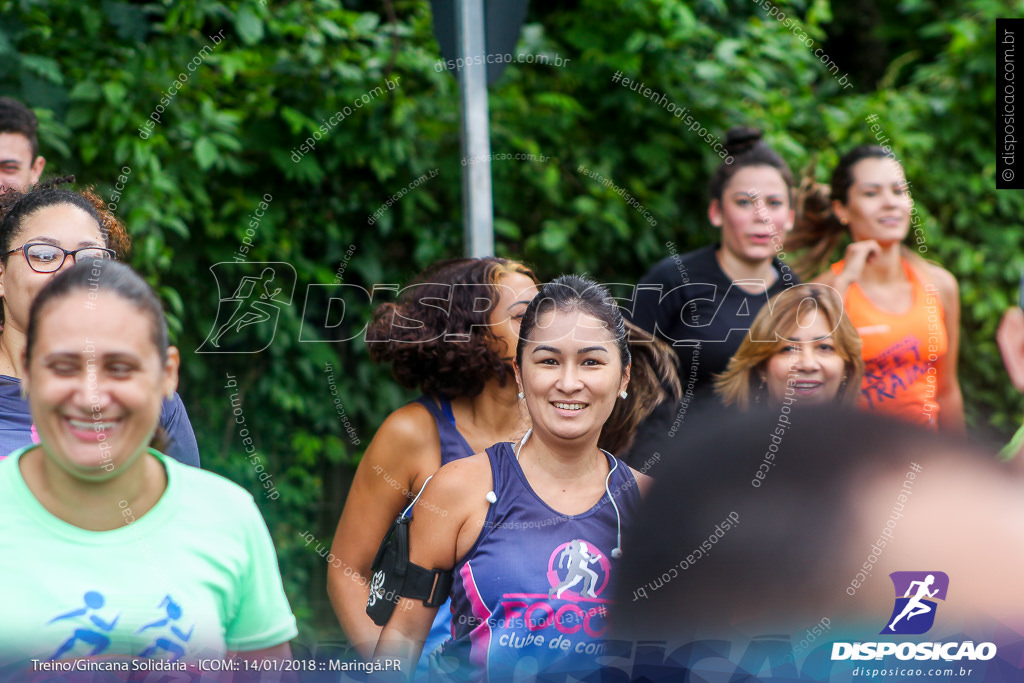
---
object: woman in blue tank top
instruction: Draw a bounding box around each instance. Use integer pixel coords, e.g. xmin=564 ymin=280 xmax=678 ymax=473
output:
xmin=374 ymin=275 xmax=653 ymax=682
xmin=329 ymin=258 xmax=540 ymax=659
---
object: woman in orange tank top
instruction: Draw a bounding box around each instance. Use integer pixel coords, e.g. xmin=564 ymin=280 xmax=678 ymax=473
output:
xmin=788 ymin=145 xmax=964 ymax=434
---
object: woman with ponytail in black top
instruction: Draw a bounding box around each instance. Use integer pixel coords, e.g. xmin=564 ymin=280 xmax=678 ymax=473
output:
xmin=629 ymin=127 xmax=800 ymax=452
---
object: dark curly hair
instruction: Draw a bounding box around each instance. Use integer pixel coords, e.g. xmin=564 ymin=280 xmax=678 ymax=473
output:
xmin=366 ymin=257 xmax=538 ymax=398
xmin=0 ymin=176 xmax=131 ymax=258
xmin=0 ymin=177 xmax=132 ymax=326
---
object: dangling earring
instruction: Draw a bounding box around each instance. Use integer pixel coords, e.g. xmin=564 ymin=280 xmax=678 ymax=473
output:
xmin=755 ymin=374 xmax=766 ymax=404
xmin=619 ymin=391 xmax=628 ymax=400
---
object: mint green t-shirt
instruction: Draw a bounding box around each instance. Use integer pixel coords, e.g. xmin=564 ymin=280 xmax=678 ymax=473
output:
xmin=0 ymin=447 xmax=297 ymax=670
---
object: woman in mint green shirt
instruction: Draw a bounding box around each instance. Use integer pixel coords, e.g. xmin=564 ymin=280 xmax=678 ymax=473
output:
xmin=0 ymin=259 xmax=297 ymax=675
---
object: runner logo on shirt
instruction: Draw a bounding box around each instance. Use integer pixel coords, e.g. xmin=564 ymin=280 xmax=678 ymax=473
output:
xmin=547 ymin=539 xmax=610 ymax=600
xmin=499 ymin=538 xmax=614 ymax=652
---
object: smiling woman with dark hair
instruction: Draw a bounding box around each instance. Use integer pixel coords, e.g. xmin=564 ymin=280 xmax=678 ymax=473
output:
xmin=792 ymin=145 xmax=964 ymax=433
xmin=372 ymin=275 xmax=652 ymax=682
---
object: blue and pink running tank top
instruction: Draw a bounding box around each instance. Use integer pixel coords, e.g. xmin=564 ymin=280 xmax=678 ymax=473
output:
xmin=435 ymin=440 xmax=641 ymax=681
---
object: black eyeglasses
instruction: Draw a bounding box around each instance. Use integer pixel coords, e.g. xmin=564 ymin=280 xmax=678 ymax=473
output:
xmin=2 ymin=243 xmax=116 ymax=273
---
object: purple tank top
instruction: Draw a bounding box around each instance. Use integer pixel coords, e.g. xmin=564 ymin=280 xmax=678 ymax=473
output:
xmin=436 ymin=440 xmax=640 ymax=681
xmin=414 ymin=396 xmax=474 ymax=466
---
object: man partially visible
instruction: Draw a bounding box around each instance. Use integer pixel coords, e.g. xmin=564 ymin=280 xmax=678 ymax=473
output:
xmin=0 ymin=97 xmax=45 ymax=193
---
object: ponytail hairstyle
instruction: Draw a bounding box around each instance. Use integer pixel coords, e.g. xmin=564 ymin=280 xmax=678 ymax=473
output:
xmin=788 ymin=145 xmax=898 ymax=277
xmin=600 ymin=320 xmax=682 ymax=459
xmin=708 ymin=126 xmax=795 ymax=204
xmin=514 ymin=275 xmax=682 ymax=458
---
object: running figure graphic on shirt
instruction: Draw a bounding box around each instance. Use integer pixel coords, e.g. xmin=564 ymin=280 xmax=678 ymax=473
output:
xmin=48 ymin=591 xmax=121 ymax=659
xmin=549 ymin=540 xmax=602 ymax=599
xmin=888 ymin=574 xmax=938 ymax=631
xmin=137 ymin=595 xmax=195 ymax=661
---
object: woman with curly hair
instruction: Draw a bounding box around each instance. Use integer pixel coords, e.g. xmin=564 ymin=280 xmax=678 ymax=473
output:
xmin=714 ymin=284 xmax=864 ymax=409
xmin=0 ymin=179 xmax=199 ymax=465
xmin=329 ymin=257 xmax=540 ymax=660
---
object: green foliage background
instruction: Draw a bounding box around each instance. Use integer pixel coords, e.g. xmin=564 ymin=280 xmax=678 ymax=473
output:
xmin=2 ymin=0 xmax=1020 ymax=647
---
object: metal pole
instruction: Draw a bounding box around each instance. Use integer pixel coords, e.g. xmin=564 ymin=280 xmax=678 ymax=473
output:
xmin=456 ymin=0 xmax=494 ymax=258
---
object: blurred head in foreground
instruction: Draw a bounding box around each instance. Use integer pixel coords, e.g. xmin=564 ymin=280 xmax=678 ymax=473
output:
xmin=614 ymin=405 xmax=1024 ymax=642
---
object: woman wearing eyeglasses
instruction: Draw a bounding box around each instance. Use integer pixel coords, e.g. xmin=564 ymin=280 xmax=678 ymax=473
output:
xmin=0 ymin=182 xmax=200 ymax=465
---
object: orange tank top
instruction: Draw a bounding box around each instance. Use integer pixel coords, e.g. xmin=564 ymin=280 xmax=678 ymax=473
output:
xmin=830 ymin=258 xmax=947 ymax=428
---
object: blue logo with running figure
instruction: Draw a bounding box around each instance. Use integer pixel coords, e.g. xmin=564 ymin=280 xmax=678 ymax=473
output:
xmin=137 ymin=595 xmax=195 ymax=661
xmin=48 ymin=591 xmax=121 ymax=659
xmin=881 ymin=571 xmax=949 ymax=635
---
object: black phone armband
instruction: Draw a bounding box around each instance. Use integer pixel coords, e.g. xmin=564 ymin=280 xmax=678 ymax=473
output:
xmin=366 ymin=476 xmax=453 ymax=626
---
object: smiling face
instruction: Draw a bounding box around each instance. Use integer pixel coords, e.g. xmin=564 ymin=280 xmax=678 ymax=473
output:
xmin=0 ymin=203 xmax=106 ymax=340
xmin=516 ymin=308 xmax=629 ymax=444
xmin=833 ymin=157 xmax=912 ymax=245
xmin=23 ymin=290 xmax=179 ymax=482
xmin=488 ymin=271 xmax=539 ymax=362
xmin=764 ymin=312 xmax=846 ymax=405
xmin=710 ymin=165 xmax=794 ymax=265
